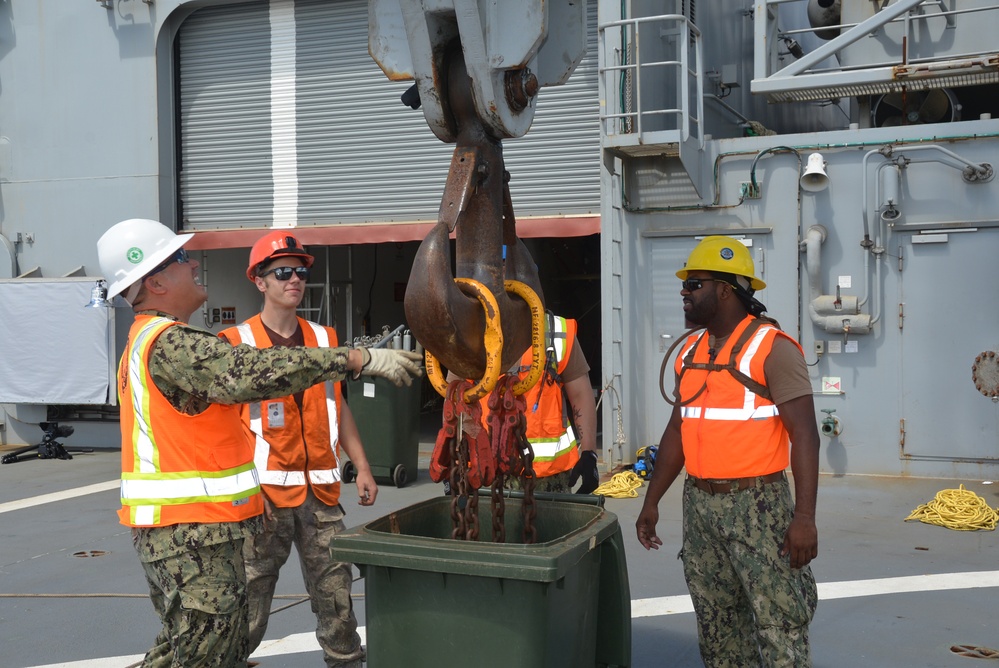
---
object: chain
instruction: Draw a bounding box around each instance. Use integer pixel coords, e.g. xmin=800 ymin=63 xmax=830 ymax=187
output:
xmin=450 ymin=416 xmax=468 ymax=540
xmin=466 ymin=479 xmax=480 ymax=541
xmin=514 ymin=412 xmax=538 ymax=544
xmin=490 ymin=474 xmax=506 ymax=543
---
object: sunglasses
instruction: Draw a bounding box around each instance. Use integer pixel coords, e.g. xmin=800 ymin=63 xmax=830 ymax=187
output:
xmin=259 ymin=266 xmax=311 ymax=281
xmin=680 ymin=277 xmax=725 ymax=292
xmin=148 ymin=248 xmax=190 ymax=276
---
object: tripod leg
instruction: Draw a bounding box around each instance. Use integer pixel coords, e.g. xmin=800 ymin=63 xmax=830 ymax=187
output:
xmin=1 ymin=445 xmax=43 ymax=464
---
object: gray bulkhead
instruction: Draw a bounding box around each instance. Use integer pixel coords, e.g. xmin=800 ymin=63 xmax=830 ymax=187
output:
xmin=598 ymin=0 xmax=999 ymax=478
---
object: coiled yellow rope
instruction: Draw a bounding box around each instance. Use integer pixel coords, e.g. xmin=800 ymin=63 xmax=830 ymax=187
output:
xmin=594 ymin=471 xmax=645 ymax=498
xmin=905 ymin=484 xmax=999 ymax=531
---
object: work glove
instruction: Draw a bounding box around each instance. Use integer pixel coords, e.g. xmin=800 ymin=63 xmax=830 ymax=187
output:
xmin=569 ymin=450 xmax=600 ymax=495
xmin=360 ymin=348 xmax=423 ymax=387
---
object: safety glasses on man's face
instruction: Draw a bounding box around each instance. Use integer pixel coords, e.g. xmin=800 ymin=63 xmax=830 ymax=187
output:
xmin=259 ymin=266 xmax=311 ymax=281
xmin=680 ymin=277 xmax=723 ymax=292
xmin=148 ymin=248 xmax=190 ymax=276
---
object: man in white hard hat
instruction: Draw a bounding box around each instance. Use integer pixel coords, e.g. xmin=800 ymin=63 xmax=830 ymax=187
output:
xmin=97 ymin=218 xmax=421 ymax=668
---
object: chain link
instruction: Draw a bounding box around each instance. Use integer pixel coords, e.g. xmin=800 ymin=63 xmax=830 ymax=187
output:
xmin=465 ymin=479 xmax=480 ymax=541
xmin=490 ymin=474 xmax=506 ymax=543
xmin=450 ymin=416 xmax=468 ymax=540
xmin=514 ymin=411 xmax=538 ymax=544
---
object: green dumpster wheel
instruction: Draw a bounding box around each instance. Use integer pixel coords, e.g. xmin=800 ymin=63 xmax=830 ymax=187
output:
xmin=342 ymin=460 xmax=356 ymax=484
xmin=392 ymin=464 xmax=408 ymax=488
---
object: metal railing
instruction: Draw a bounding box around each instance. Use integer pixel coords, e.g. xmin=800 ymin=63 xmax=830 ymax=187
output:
xmin=598 ymin=13 xmax=703 ymax=150
xmin=753 ymin=0 xmax=999 ymax=103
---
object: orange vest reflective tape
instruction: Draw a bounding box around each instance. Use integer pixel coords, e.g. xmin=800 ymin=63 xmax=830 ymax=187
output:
xmin=675 ymin=315 xmax=798 ymax=479
xmin=117 ymin=315 xmax=262 ymax=527
xmin=222 ymin=316 xmax=343 ymax=508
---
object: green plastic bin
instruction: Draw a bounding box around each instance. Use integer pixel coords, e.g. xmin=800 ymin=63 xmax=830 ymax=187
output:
xmin=345 ymin=375 xmax=421 ymax=487
xmin=329 ymin=494 xmax=631 ymax=668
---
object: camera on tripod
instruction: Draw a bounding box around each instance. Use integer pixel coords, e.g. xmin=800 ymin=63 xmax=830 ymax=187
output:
xmin=41 ymin=422 xmax=75 ymax=443
xmin=1 ymin=421 xmax=90 ymax=464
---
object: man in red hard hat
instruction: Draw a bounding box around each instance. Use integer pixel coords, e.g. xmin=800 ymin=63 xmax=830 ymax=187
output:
xmin=221 ymin=231 xmax=375 ymax=668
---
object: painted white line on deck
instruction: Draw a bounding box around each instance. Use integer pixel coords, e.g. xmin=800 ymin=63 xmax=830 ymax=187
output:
xmin=0 ymin=480 xmax=118 ymax=515
xmin=631 ymin=569 xmax=999 ymax=618
xmin=26 ymin=571 xmax=999 ymax=667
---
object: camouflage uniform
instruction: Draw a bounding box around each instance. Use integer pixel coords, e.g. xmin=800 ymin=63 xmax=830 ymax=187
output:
xmin=244 ymin=492 xmax=363 ymax=667
xmin=681 ymin=477 xmax=818 ymax=668
xmin=131 ymin=311 xmax=354 ymax=667
xmin=504 ymin=469 xmax=572 ymax=494
xmin=133 ymin=520 xmax=259 ymax=668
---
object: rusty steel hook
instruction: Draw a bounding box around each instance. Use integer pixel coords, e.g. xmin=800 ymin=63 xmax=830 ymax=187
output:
xmin=404 ymin=47 xmax=544 ymax=382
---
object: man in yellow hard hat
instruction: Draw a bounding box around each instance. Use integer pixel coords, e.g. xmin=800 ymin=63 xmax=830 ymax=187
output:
xmin=97 ymin=219 xmax=421 ymax=668
xmin=636 ymin=236 xmax=820 ymax=666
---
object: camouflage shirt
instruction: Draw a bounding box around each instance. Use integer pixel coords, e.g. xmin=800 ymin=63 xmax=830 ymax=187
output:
xmin=131 ymin=311 xmax=351 ymax=559
xmin=141 ymin=310 xmax=351 ymax=416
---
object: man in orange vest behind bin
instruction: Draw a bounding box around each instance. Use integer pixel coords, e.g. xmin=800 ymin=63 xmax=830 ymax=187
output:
xmin=97 ymin=219 xmax=421 ymax=667
xmin=221 ymin=231 xmax=374 ymax=668
xmin=635 ymin=236 xmax=820 ymax=667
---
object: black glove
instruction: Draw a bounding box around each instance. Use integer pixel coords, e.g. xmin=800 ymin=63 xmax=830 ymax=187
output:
xmin=569 ymin=450 xmax=599 ymax=495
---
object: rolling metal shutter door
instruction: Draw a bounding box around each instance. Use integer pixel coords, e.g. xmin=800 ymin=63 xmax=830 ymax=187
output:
xmin=178 ymin=0 xmax=599 ymax=230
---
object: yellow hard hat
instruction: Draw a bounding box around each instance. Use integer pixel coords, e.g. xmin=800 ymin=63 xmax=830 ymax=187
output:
xmin=676 ymin=236 xmax=766 ymax=290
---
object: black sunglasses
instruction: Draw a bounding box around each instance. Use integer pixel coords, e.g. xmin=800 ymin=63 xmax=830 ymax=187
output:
xmin=148 ymin=248 xmax=190 ymax=276
xmin=680 ymin=277 xmax=725 ymax=292
xmin=259 ymin=266 xmax=311 ymax=281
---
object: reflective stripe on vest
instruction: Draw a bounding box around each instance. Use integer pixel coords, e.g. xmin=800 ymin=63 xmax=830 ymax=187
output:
xmin=122 ymin=464 xmax=259 ymax=504
xmin=236 ymin=321 xmax=341 ymax=487
xmin=529 ymin=424 xmax=577 ymax=462
xmin=121 ymin=317 xmax=261 ymax=526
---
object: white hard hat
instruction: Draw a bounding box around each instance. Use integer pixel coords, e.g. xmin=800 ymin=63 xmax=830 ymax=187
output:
xmin=97 ymin=219 xmax=194 ymax=300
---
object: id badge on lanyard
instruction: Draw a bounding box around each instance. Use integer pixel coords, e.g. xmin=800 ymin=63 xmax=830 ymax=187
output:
xmin=267 ymin=402 xmax=285 ymax=428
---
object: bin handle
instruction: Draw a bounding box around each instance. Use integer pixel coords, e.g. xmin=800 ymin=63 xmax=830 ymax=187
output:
xmin=476 ymin=487 xmax=605 ymax=508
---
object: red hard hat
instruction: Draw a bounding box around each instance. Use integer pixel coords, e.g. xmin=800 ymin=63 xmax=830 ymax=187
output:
xmin=247 ymin=231 xmax=314 ymax=280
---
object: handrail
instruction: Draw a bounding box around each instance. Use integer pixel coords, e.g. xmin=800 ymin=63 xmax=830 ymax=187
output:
xmin=597 ymin=13 xmax=703 ymax=146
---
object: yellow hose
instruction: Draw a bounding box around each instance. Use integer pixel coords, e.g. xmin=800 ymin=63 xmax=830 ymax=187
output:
xmin=594 ymin=471 xmax=645 ymax=499
xmin=905 ymin=484 xmax=999 ymax=531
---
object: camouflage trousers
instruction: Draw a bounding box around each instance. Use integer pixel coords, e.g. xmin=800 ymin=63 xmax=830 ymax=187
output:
xmin=504 ymin=468 xmax=573 ymax=494
xmin=136 ymin=535 xmax=249 ymax=668
xmin=244 ymin=490 xmax=363 ymax=668
xmin=681 ymin=476 xmax=818 ymax=668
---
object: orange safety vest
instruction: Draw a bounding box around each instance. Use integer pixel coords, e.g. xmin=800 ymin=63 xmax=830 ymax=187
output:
xmin=674 ymin=314 xmax=800 ymax=479
xmin=117 ymin=315 xmax=262 ymax=527
xmin=484 ymin=314 xmax=580 ymax=478
xmin=221 ymin=315 xmax=343 ymax=508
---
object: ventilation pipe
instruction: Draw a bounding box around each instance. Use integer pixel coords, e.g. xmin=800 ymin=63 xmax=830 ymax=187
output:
xmin=807 ymin=0 xmax=842 ymax=41
xmin=803 ymin=225 xmax=872 ymax=335
xmin=0 ymin=234 xmax=15 ymax=279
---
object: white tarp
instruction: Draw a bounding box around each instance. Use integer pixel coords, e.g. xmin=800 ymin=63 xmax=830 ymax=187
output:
xmin=0 ymin=279 xmax=112 ymax=404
